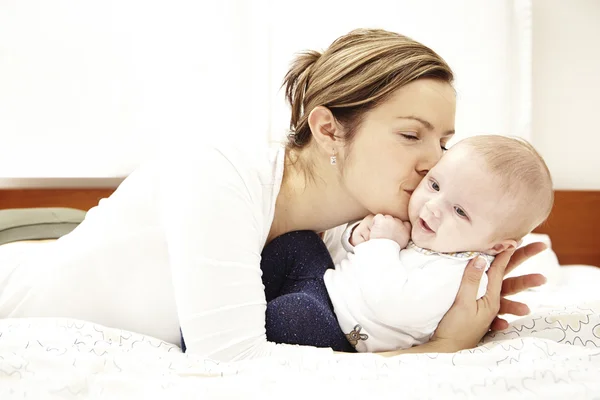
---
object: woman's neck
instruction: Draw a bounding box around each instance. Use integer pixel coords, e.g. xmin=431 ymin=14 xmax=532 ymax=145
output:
xmin=268 ymin=149 xmax=367 ymax=242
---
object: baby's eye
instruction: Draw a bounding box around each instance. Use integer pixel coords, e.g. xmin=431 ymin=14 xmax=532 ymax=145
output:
xmin=454 ymin=206 xmax=467 ymax=218
xmin=429 ymin=179 xmax=440 ymax=191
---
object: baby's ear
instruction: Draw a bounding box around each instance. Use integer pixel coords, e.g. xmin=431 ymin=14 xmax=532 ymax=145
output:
xmin=486 ymin=239 xmax=519 ymax=255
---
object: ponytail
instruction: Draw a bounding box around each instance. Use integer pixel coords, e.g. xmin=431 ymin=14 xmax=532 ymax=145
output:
xmin=282 ymin=50 xmax=321 ymax=148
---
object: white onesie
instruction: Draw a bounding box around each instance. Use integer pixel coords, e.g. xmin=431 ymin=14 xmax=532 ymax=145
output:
xmin=323 ymin=231 xmax=493 ymax=353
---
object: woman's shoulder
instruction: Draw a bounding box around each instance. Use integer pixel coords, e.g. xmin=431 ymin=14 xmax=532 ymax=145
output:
xmin=149 ymin=139 xmax=287 ymax=213
xmin=158 ymin=139 xmax=284 ymax=179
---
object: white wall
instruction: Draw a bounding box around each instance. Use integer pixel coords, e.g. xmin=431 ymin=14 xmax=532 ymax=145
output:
xmin=0 ymin=1 xmax=533 ymax=186
xmin=532 ymin=0 xmax=600 ymax=190
xmin=0 ymin=1 xmax=272 ymax=185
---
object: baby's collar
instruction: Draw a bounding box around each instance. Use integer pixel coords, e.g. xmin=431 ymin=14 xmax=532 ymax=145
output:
xmin=407 ymin=241 xmax=496 ymax=264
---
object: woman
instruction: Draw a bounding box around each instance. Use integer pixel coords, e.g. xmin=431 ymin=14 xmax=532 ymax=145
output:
xmin=0 ymin=28 xmax=545 ymax=361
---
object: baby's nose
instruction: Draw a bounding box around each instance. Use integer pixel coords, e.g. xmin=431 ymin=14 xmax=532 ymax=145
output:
xmin=425 ymin=201 xmax=442 ymax=218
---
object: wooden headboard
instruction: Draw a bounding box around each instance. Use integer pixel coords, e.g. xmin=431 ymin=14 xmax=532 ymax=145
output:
xmin=533 ymin=190 xmax=600 ymax=267
xmin=0 ymin=188 xmax=599 ymax=267
xmin=0 ymin=188 xmax=115 ymax=212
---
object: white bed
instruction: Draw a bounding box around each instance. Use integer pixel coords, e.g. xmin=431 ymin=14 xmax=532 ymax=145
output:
xmin=1 ymin=237 xmax=599 ymax=399
xmin=1 ymin=187 xmax=599 ymax=399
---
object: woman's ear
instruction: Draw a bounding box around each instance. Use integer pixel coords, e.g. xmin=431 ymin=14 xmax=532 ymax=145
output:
xmin=485 ymin=239 xmax=519 ymax=255
xmin=308 ymin=106 xmax=343 ymax=153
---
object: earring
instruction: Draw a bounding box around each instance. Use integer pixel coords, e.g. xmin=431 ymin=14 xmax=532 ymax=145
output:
xmin=330 ymin=149 xmax=337 ymax=165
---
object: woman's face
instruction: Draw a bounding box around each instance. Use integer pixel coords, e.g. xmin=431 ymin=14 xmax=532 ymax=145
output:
xmin=339 ymin=79 xmax=456 ymax=221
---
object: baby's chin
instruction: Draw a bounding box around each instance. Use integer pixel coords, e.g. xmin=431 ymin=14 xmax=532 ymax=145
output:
xmin=411 ymin=235 xmax=474 ymax=253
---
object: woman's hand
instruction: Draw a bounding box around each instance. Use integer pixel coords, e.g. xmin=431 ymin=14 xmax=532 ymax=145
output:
xmin=430 ymin=242 xmax=547 ymax=352
xmin=491 ymin=242 xmax=547 ymax=330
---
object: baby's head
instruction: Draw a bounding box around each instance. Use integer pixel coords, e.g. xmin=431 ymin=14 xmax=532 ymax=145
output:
xmin=408 ymin=135 xmax=553 ymax=255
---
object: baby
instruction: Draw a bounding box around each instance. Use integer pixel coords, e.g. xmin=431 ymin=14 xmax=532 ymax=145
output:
xmin=260 ymin=135 xmax=554 ymax=353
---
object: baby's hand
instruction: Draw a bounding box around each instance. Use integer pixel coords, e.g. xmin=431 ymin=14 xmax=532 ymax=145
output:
xmin=370 ymin=214 xmax=412 ymax=248
xmin=350 ymin=215 xmax=375 ymax=246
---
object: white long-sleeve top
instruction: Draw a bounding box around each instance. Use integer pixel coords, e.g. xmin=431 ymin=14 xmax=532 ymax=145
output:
xmin=0 ymin=141 xmax=347 ymax=361
xmin=324 ymin=238 xmax=493 ymax=353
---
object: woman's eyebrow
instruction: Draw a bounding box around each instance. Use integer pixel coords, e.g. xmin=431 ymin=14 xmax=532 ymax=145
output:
xmin=396 ymin=116 xmax=455 ymax=135
xmin=396 ymin=116 xmax=433 ymax=129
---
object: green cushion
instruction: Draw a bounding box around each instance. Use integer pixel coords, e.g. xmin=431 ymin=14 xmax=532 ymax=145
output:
xmin=0 ymin=207 xmax=86 ymax=245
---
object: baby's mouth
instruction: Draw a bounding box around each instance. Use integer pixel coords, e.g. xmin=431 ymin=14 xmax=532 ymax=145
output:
xmin=419 ymin=218 xmax=435 ymax=233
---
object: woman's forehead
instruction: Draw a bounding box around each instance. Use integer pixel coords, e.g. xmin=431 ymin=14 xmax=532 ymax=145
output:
xmin=379 ymin=80 xmax=456 ymax=128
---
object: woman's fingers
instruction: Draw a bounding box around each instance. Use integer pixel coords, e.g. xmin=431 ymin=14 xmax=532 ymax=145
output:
xmin=501 ymin=274 xmax=547 ymax=296
xmin=484 ymin=247 xmax=515 ymax=300
xmin=455 ymin=256 xmax=487 ymax=303
xmin=504 ymin=242 xmax=547 ymax=276
xmin=489 ymin=300 xmax=530 ymax=330
xmin=490 ymin=317 xmax=509 ymax=331
xmin=491 ymin=299 xmax=533 ymax=331
xmin=499 ymin=297 xmax=530 ymax=316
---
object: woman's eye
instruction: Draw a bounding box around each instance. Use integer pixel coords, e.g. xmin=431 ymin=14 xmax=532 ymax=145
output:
xmin=430 ymin=180 xmax=440 ymax=191
xmin=400 ymin=133 xmax=418 ymax=140
xmin=454 ymin=206 xmax=467 ymax=218
xmin=441 ymin=145 xmax=448 ymax=151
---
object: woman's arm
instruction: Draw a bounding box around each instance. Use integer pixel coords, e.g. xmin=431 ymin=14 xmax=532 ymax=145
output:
xmin=158 ymin=146 xmax=333 ymax=361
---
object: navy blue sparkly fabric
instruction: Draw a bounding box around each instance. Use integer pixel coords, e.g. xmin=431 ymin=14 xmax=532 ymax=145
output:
xmin=260 ymin=231 xmax=355 ymax=353
xmin=180 ymin=230 xmax=355 ymax=353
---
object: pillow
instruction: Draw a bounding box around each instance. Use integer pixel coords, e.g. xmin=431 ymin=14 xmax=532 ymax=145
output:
xmin=0 ymin=207 xmax=86 ymax=245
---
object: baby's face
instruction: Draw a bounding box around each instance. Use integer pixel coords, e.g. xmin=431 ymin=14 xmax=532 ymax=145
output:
xmin=408 ymin=144 xmax=514 ymax=254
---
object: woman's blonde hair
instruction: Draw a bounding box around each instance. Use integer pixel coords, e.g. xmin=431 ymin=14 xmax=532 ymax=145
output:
xmin=283 ymin=28 xmax=454 ymax=149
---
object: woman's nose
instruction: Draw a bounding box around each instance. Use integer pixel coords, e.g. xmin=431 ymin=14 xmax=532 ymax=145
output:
xmin=416 ymin=142 xmax=443 ymax=176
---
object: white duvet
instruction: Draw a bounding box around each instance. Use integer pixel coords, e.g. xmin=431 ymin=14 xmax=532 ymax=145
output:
xmin=1 ymin=301 xmax=599 ymax=399
xmin=1 ymin=238 xmax=600 ymax=399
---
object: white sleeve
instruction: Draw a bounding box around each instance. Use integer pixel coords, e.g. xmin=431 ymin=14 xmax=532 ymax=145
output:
xmin=158 ymin=146 xmax=332 ymax=361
